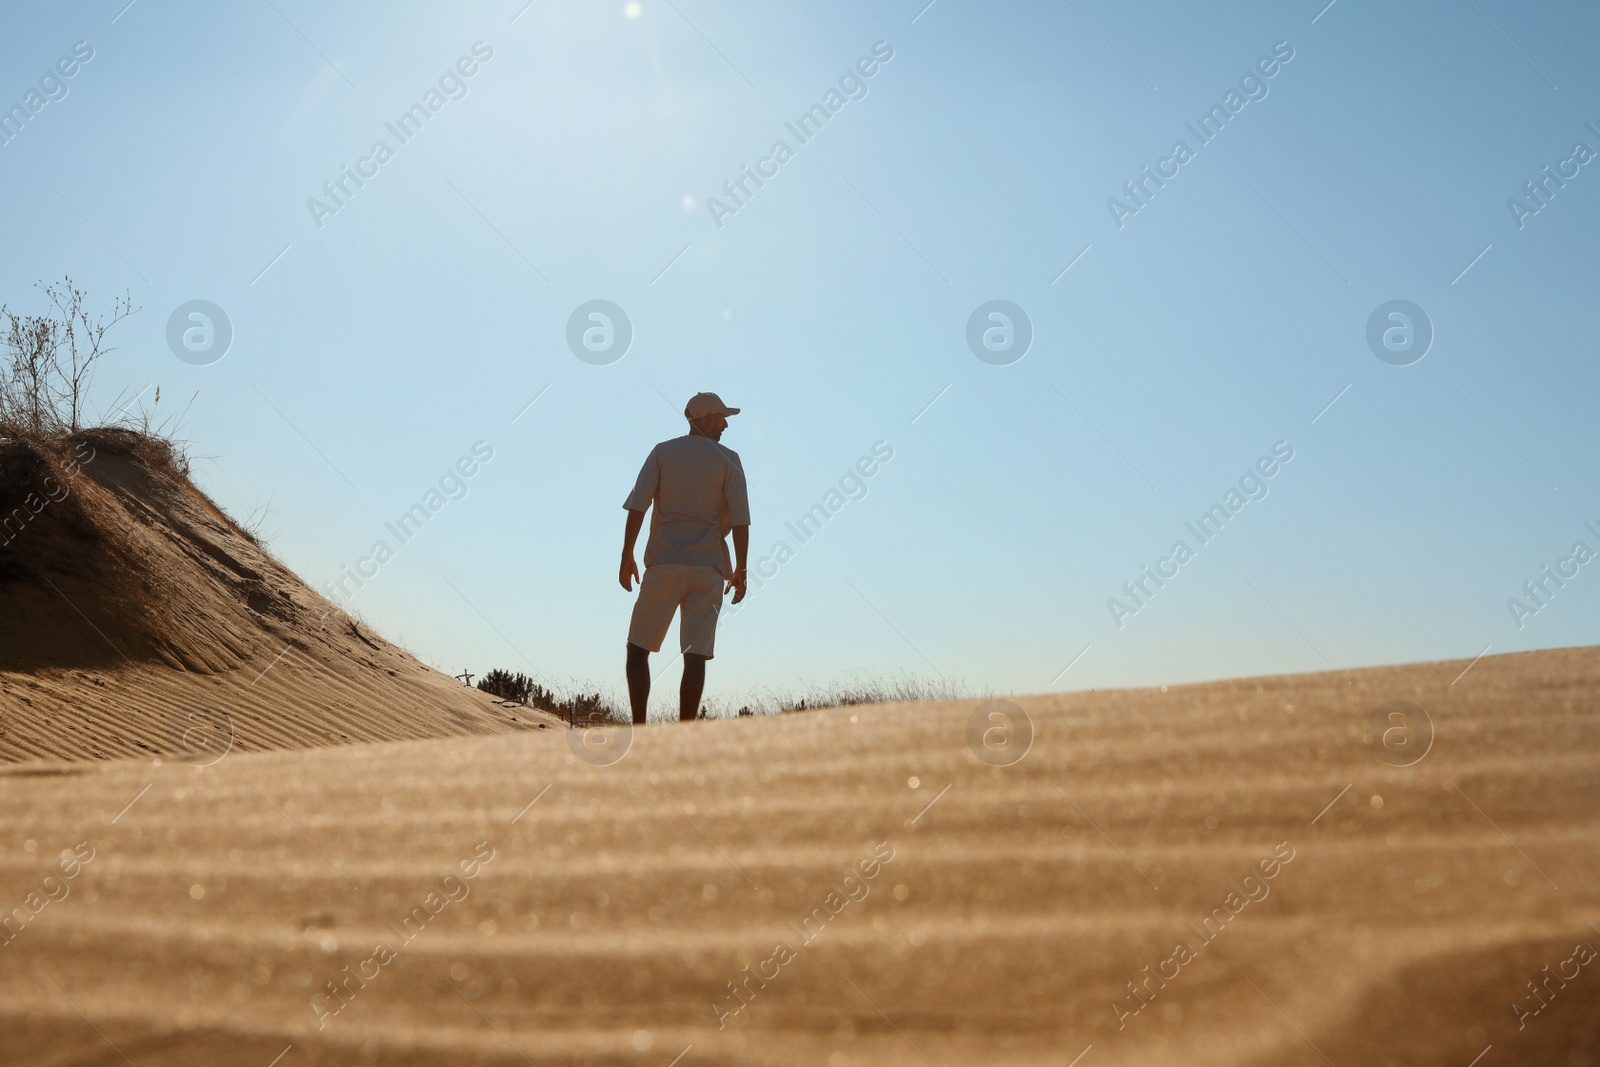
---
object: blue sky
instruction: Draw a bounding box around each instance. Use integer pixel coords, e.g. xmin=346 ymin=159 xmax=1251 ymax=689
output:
xmin=4 ymin=0 xmax=1598 ymax=707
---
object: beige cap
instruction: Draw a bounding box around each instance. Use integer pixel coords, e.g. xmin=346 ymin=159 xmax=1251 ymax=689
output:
xmin=685 ymin=391 xmax=740 ymax=419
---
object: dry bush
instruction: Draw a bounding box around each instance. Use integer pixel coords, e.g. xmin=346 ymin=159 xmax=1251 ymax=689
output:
xmin=0 ymin=280 xmax=201 ymax=496
xmin=0 ymin=278 xmax=136 ymax=438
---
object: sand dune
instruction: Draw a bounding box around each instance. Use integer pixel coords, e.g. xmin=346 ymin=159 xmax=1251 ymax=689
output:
xmin=0 ymin=430 xmax=560 ymax=764
xmin=2 ymin=644 xmax=1597 ymax=1065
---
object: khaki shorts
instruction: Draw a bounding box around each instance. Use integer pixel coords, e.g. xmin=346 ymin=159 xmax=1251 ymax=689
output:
xmin=628 ymin=565 xmax=726 ymax=658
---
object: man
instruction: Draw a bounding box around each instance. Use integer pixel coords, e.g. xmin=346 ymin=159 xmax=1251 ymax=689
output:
xmin=619 ymin=392 xmax=750 ymax=723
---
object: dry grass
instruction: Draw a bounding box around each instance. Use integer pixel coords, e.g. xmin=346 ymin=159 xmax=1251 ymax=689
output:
xmin=710 ymin=671 xmax=984 ymax=717
xmin=476 ymin=664 xmax=981 ymax=723
xmin=69 ymin=425 xmax=188 ymax=479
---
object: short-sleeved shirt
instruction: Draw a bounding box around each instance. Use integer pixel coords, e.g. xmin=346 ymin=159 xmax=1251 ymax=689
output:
xmin=624 ymin=435 xmax=751 ymax=578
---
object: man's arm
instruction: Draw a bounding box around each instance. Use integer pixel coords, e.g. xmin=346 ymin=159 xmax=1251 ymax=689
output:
xmin=728 ymin=525 xmax=749 ymax=603
xmin=620 ymin=508 xmax=646 ymax=591
xmin=621 ymin=446 xmax=660 ymax=592
xmin=722 ymin=451 xmax=751 ymax=604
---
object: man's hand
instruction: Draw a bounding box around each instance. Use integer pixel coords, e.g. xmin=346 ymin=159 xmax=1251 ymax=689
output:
xmin=620 ymin=554 xmax=640 ymax=591
xmin=726 ymin=567 xmax=747 ymax=604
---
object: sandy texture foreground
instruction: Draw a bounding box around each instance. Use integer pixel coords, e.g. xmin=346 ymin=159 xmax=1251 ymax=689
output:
xmin=2 ymin=646 xmax=1598 ymax=1066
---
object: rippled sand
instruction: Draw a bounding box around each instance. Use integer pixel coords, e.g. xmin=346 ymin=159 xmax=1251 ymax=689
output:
xmin=2 ymin=644 xmax=1597 ymax=1065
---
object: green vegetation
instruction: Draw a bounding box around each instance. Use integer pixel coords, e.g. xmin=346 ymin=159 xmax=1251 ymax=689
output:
xmin=476 ymin=668 xmax=616 ymax=725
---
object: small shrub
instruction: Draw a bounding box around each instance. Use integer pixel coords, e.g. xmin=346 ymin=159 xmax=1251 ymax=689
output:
xmin=478 ymin=668 xmax=534 ymax=704
xmin=478 ymin=668 xmax=619 ymax=725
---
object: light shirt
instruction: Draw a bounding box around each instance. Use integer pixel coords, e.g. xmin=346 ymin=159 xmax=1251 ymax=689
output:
xmin=624 ymin=435 xmax=751 ymax=577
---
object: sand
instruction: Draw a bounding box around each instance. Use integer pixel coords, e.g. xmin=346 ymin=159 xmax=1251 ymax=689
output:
xmin=1 ymin=430 xmax=562 ymax=763
xmin=2 ymin=644 xmax=1597 ymax=1066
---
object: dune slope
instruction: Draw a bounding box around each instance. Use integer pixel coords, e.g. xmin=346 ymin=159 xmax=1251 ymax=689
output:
xmin=0 ymin=430 xmax=559 ymax=763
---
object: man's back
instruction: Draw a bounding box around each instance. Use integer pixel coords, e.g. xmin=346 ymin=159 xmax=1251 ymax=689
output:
xmin=624 ymin=434 xmax=749 ymax=576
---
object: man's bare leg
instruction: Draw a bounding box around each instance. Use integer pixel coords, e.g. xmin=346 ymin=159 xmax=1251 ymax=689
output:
xmin=626 ymin=643 xmax=651 ymax=725
xmin=680 ymin=653 xmax=708 ymax=721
